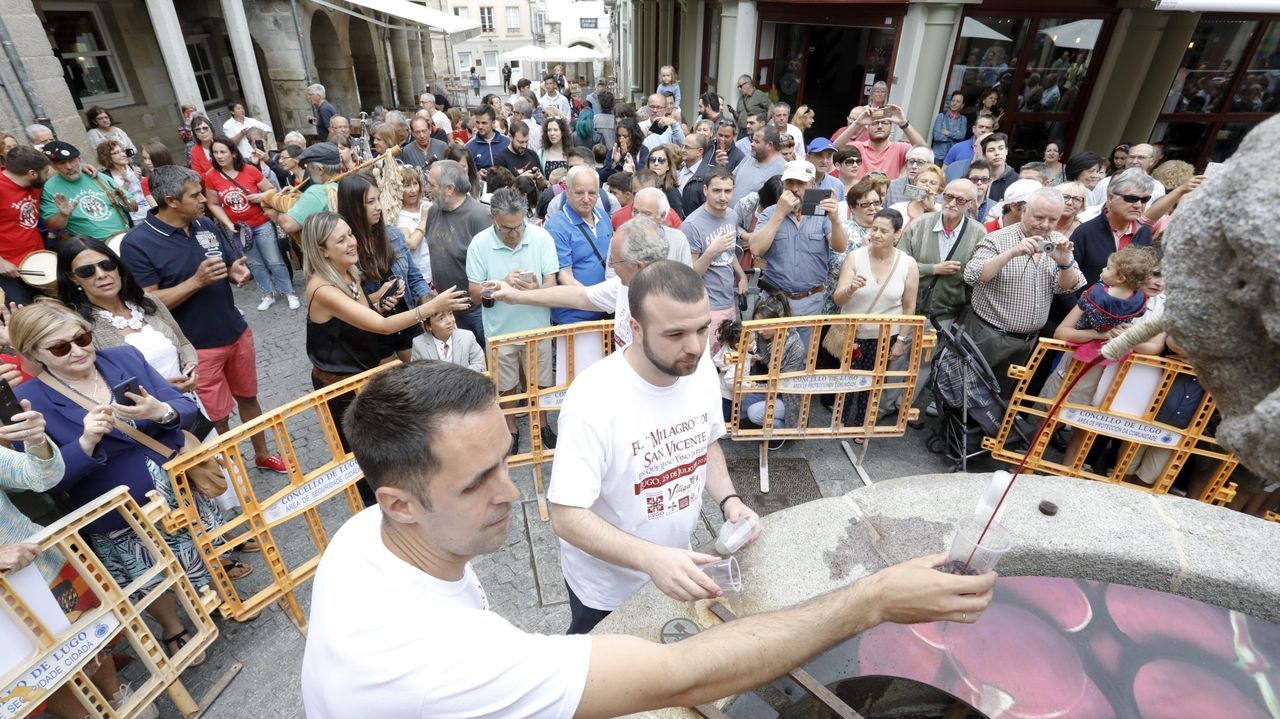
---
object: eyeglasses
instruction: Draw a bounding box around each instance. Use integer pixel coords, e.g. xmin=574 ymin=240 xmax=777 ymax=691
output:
xmin=870 ymin=119 xmax=893 ymax=126
xmin=855 ymin=200 xmax=883 ymax=209
xmin=841 ymin=158 xmax=861 ymax=166
xmin=942 ymin=193 xmax=970 ymax=205
xmin=649 ymin=156 xmax=668 ymax=165
xmin=495 ymin=221 xmax=525 ymax=235
xmin=71 ymin=257 xmax=119 ymax=279
xmin=969 ymin=176 xmax=991 ymax=185
xmin=1115 ymin=193 xmax=1152 ymax=204
xmin=1063 ymin=195 xmax=1086 ymax=203
xmin=906 ymin=158 xmax=928 ymax=166
xmin=737 ymin=82 xmax=749 ymax=89
xmin=194 ymin=126 xmax=212 ymax=133
xmin=42 ymin=330 xmax=93 ymax=358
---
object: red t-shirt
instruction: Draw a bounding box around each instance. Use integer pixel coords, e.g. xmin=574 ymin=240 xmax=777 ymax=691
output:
xmin=610 ymin=203 xmax=682 ymax=230
xmin=204 ymin=165 xmax=270 ymax=227
xmin=189 ymin=143 xmax=213 ymax=176
xmin=0 ymin=172 xmax=43 ymax=265
xmin=851 ymin=139 xmax=911 ymax=181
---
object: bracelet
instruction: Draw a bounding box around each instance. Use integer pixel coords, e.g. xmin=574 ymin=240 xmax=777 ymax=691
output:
xmin=414 ymin=304 xmax=426 ymax=328
xmin=25 ymin=436 xmax=48 ymax=451
xmin=718 ymin=494 xmax=742 ymax=514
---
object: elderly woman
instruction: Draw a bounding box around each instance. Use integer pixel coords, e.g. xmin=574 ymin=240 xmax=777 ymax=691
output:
xmin=97 ymin=139 xmax=151 ymax=223
xmin=9 ymin=301 xmax=209 ymax=664
xmin=647 ymin=143 xmax=686 ymax=218
xmin=823 ymin=177 xmax=883 ymax=315
xmin=888 ymin=163 xmax=943 ymax=226
xmin=1064 ymin=151 xmax=1107 ymax=208
xmin=85 ymin=105 xmax=137 ymax=153
xmin=833 ymin=208 xmax=918 ymax=436
xmin=1055 ymin=181 xmax=1088 ymax=236
xmin=186 ymin=114 xmax=215 ymax=175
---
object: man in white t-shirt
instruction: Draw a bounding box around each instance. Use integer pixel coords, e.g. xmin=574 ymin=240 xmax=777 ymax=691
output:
xmin=547 ymin=260 xmax=761 ymax=633
xmin=301 ymin=361 xmax=996 ymax=718
xmin=491 ymin=216 xmax=670 ymax=349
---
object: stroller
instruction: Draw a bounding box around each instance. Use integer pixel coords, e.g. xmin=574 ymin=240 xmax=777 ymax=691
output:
xmin=925 ymin=314 xmax=1034 ymax=470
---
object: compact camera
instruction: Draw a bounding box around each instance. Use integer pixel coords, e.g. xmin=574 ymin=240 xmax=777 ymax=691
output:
xmin=1040 ymin=240 xmax=1056 ymax=253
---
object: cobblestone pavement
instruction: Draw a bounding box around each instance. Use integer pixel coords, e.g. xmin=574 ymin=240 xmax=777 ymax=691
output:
xmin=112 ymin=280 xmax=990 ymax=719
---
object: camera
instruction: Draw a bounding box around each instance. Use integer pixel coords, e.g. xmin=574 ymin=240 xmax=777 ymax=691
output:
xmin=1040 ymin=240 xmax=1056 ymax=253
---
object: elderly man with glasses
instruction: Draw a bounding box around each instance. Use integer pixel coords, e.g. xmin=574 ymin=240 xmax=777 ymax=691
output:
xmin=883 ymin=145 xmax=939 ymax=206
xmin=1069 ymin=168 xmax=1156 ymax=287
xmin=734 ymin=75 xmax=773 ymax=139
xmin=1088 ymin=142 xmax=1166 ymax=207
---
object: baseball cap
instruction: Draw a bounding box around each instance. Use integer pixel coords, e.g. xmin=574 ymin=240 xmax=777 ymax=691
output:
xmin=1002 ymin=178 xmax=1043 ymax=206
xmin=42 ymin=141 xmax=80 ymax=162
xmin=806 ymin=138 xmax=836 ymax=154
xmin=296 ymin=142 xmax=341 ymax=166
xmin=781 ymin=160 xmax=816 ymax=183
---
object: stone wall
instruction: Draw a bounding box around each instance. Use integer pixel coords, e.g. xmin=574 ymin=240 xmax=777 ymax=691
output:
xmin=0 ymin=0 xmax=89 ymax=156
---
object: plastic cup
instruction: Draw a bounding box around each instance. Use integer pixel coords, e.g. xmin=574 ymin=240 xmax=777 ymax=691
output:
xmin=205 ymin=248 xmax=223 ymax=261
xmin=702 ymin=556 xmax=742 ymax=593
xmin=481 ymin=287 xmax=495 ymax=308
xmin=714 ymin=517 xmax=754 ymax=556
xmin=943 ymin=517 xmax=1012 ymax=575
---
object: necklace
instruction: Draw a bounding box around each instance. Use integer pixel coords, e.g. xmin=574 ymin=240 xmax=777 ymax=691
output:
xmin=95 ymin=301 xmax=144 ymax=331
xmin=346 ymin=280 xmax=360 ymax=299
xmin=47 ymin=368 xmax=104 ymax=405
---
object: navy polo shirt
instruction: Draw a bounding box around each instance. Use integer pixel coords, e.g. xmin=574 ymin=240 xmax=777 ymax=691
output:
xmin=120 ymin=211 xmax=247 ymax=349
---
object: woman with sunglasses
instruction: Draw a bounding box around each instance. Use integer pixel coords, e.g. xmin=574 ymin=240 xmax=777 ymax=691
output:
xmin=539 ymin=117 xmax=573 ymax=178
xmin=8 ymin=300 xmax=214 ymax=665
xmin=648 ymin=143 xmax=687 ymax=219
xmin=186 ymin=114 xmax=215 ymax=176
xmin=834 ymin=148 xmax=864 ymax=198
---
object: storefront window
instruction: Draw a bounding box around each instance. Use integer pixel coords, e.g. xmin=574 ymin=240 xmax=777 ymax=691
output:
xmin=1156 ymin=17 xmax=1276 ymax=168
xmin=45 ymin=4 xmax=134 ymax=106
xmin=944 ymin=13 xmax=1109 ymax=168
xmin=1163 ymin=20 xmax=1259 ymax=114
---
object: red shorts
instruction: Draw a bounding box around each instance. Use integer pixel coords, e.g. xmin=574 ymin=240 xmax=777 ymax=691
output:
xmin=196 ymin=328 xmax=259 ymax=422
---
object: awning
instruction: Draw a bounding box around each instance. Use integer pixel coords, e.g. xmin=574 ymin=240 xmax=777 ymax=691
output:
xmin=539 ymin=45 xmax=608 ymax=62
xmin=339 ymin=0 xmax=481 ymax=40
xmin=499 ymin=45 xmax=551 ymax=63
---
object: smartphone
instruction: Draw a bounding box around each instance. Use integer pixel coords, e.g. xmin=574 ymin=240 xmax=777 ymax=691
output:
xmin=386 ymin=277 xmax=403 ymax=297
xmin=254 ymin=139 xmax=266 ymax=151
xmin=801 ymin=189 xmax=828 ymax=216
xmin=111 ymin=376 xmax=141 ymax=407
xmin=519 ymin=271 xmax=537 ymax=286
xmin=0 ymin=379 xmax=23 ymax=425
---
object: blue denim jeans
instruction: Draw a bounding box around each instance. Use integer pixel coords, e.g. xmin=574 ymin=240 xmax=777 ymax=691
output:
xmin=245 ymin=222 xmax=293 ymax=296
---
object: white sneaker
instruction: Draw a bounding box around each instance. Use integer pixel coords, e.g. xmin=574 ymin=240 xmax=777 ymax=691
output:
xmin=257 ymin=295 xmax=276 ymax=311
xmin=286 ymin=294 xmax=301 ymax=310
xmin=111 ymin=681 xmax=160 ymax=719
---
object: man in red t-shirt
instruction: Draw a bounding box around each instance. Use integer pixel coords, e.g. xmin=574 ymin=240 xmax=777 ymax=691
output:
xmin=0 ymin=146 xmax=52 ymax=304
xmin=831 ymin=105 xmax=925 ymax=181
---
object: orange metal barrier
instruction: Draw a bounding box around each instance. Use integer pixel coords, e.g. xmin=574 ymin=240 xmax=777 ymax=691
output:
xmin=160 ymin=364 xmax=396 ymax=633
xmin=985 ymin=338 xmax=1238 ymax=504
xmin=485 ymin=321 xmax=616 ymax=520
xmin=724 ymin=314 xmax=935 ymax=492
xmin=1 ymin=488 xmax=221 ymax=719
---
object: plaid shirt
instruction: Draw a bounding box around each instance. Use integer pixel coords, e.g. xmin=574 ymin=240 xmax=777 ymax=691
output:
xmin=963 ymin=223 xmax=1084 ymax=334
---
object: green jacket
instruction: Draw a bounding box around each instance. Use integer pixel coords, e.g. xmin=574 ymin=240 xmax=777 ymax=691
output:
xmin=898 ymin=211 xmax=986 ymax=319
xmin=735 ymin=89 xmax=772 ymax=130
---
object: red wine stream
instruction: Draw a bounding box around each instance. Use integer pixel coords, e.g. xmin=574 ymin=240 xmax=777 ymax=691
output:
xmin=960 ymin=356 xmax=1104 ymax=573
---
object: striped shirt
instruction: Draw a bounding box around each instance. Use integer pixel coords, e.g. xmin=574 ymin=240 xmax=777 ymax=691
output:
xmin=964 ymin=224 xmax=1084 ymax=335
xmin=1 ymin=439 xmax=66 ymax=582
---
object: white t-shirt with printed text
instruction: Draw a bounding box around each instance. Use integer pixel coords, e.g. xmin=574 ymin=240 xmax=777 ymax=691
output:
xmin=301 ymin=507 xmax=591 ymax=718
xmin=547 ymin=350 xmax=726 ymax=611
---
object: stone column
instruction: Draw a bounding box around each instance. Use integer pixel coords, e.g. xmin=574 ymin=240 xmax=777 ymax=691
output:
xmin=390 ymin=29 xmax=414 ymax=105
xmin=220 ymin=0 xmax=273 ymax=127
xmin=718 ymin=0 xmax=756 ymax=97
xmin=892 ymin=1 xmax=964 ymax=132
xmin=677 ymin=0 xmax=704 ymax=116
xmin=411 ymin=30 xmax=429 ymax=93
xmin=656 ymin=0 xmax=673 ymax=75
xmin=143 ymin=0 xmax=205 ymax=114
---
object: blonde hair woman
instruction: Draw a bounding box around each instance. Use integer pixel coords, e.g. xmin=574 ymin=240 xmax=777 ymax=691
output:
xmin=887 ymin=163 xmax=944 ymax=226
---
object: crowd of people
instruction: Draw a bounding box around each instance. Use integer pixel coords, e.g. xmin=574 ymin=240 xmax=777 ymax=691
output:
xmin=0 ymin=59 xmax=1270 ymax=719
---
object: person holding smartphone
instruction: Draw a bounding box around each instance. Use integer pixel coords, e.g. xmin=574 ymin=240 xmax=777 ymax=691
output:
xmin=222 ymin=102 xmax=274 ymax=161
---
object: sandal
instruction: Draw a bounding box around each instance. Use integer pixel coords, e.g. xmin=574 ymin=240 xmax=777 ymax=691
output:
xmin=162 ymin=629 xmax=206 ymax=668
xmin=231 ymin=537 xmax=261 ymax=553
xmin=221 ymin=558 xmax=253 ymax=580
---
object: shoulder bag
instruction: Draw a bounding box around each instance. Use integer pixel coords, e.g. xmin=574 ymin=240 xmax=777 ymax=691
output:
xmin=40 ymin=373 xmax=228 ymax=497
xmin=823 ymin=249 xmax=901 ymax=358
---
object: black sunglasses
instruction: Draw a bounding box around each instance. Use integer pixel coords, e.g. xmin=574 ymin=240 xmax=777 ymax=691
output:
xmin=1115 ymin=193 xmax=1152 ymax=204
xmin=43 ymin=330 xmax=93 ymax=358
xmin=71 ymin=257 xmax=119 ymax=279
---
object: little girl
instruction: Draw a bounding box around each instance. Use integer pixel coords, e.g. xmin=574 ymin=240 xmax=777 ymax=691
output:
xmin=1051 ymin=245 xmax=1162 ymax=464
xmin=713 ymin=320 xmax=746 ymax=420
xmin=656 ymin=65 xmax=682 ymax=108
xmin=397 ymin=166 xmax=432 ymax=287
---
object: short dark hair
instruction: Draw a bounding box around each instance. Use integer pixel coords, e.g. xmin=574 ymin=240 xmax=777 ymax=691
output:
xmin=517 ymin=78 xmax=531 ymax=89
xmin=705 ymin=166 xmax=734 ymax=188
xmin=628 ymin=260 xmax=708 ymax=323
xmin=1064 ymin=152 xmax=1106 ymax=183
xmin=568 ymin=146 xmax=594 ymax=164
xmin=344 ymin=362 xmax=497 ymax=509
xmin=509 ymin=120 xmax=529 ymax=138
xmin=950 ymin=90 xmax=965 ymax=102
xmin=473 ymin=105 xmax=496 ymax=121
xmin=606 ymin=171 xmax=633 ymax=194
xmin=759 ymin=126 xmax=781 ymax=150
xmin=5 ymin=145 xmax=49 ymax=175
xmin=834 ymin=147 xmax=862 ymax=165
xmin=633 ymin=168 xmax=661 ymax=189
xmin=598 ymin=90 xmax=615 ymax=112
xmin=966 ymin=158 xmax=992 ymax=176
xmin=209 ymin=135 xmax=245 ymax=172
xmin=875 ymin=208 xmax=904 ymax=232
xmin=981 ymin=133 xmax=1009 ymax=152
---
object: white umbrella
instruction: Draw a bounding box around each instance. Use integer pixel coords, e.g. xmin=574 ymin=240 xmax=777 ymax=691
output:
xmin=961 ymin=17 xmax=1011 ymax=42
xmin=540 ymin=44 xmax=607 ymax=62
xmin=499 ymin=45 xmax=549 ymax=62
xmin=1038 ymin=19 xmax=1103 ymax=51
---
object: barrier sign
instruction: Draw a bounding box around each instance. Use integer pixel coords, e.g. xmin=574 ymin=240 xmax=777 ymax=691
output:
xmin=725 ymin=314 xmax=934 ymax=492
xmin=985 ymin=339 xmax=1239 ymax=504
xmin=162 ymin=363 xmax=395 ymax=632
xmin=0 ymin=488 xmax=222 ymax=718
xmin=485 ymin=321 xmax=616 ymax=520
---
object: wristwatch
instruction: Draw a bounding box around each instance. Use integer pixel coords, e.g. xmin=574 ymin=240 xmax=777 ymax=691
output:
xmin=1056 ymin=260 xmax=1076 ymax=270
xmin=158 ymin=405 xmax=179 ymax=425
xmin=899 ymin=120 xmax=910 ymax=129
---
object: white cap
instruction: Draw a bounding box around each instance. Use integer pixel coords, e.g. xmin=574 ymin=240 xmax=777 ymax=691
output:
xmin=781 ymin=160 xmax=816 ymax=183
